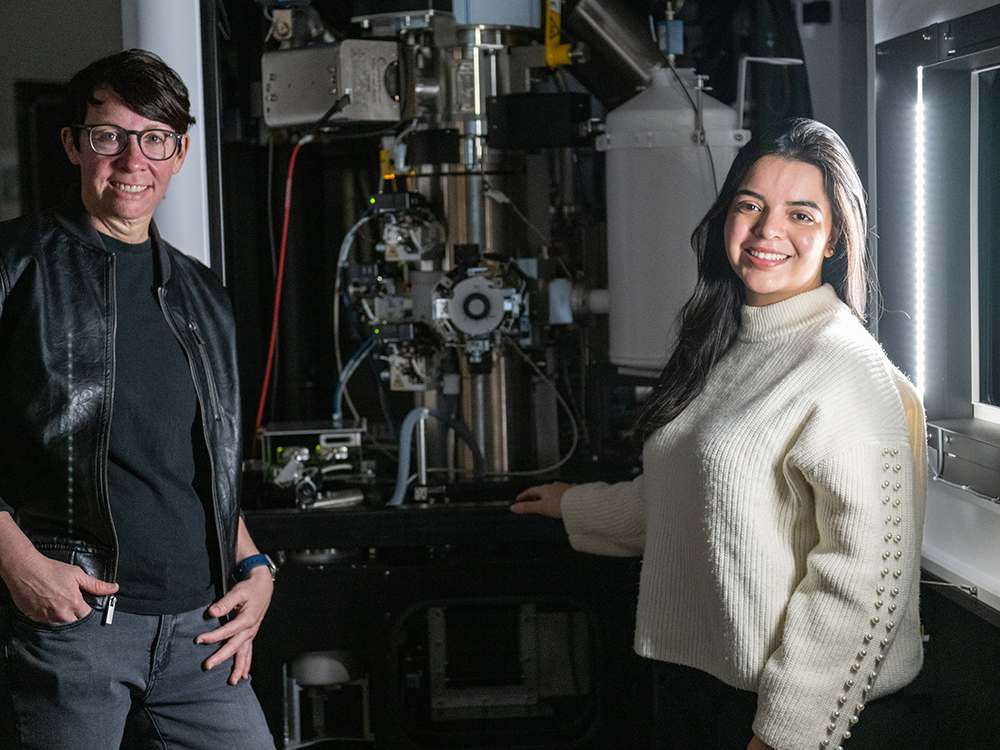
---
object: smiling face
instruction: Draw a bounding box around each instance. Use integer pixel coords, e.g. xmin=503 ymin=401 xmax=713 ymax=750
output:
xmin=724 ymin=155 xmax=836 ymax=307
xmin=61 ymin=88 xmax=189 ymax=243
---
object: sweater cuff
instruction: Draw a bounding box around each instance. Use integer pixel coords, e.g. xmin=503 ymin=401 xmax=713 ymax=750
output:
xmin=562 ymin=480 xmax=644 ymax=557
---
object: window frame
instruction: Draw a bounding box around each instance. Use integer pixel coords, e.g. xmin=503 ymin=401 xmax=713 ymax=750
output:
xmin=971 ymin=62 xmax=1000 ymax=424
xmin=875 ymin=5 xmax=1000 ymax=504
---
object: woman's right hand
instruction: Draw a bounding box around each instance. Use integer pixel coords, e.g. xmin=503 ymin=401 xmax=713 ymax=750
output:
xmin=0 ymin=513 xmax=117 ymax=625
xmin=6 ymin=553 xmax=116 ymax=625
xmin=510 ymin=482 xmax=573 ymax=519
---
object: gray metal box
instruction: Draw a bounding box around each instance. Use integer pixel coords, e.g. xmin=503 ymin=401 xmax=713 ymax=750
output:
xmin=262 ymin=40 xmax=400 ymax=127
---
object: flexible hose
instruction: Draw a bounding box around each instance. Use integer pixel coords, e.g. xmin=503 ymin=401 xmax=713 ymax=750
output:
xmin=333 ymin=211 xmax=376 ymax=423
xmin=333 ymin=338 xmax=377 ymax=427
xmin=252 ymin=134 xmax=313 ymax=456
xmin=500 ymin=344 xmax=580 ymax=477
xmin=388 ymin=408 xmax=486 ymax=506
xmin=388 ymin=408 xmax=431 ymax=506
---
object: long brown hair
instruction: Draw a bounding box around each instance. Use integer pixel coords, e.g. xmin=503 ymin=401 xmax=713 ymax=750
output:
xmin=634 ymin=118 xmax=870 ymax=441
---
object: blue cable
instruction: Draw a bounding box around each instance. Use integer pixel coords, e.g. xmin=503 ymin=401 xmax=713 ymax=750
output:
xmin=333 ymin=338 xmax=376 ymax=427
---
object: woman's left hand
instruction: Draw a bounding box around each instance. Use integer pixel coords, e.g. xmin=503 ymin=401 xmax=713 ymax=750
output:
xmin=195 ymin=518 xmax=274 ymax=685
xmin=196 ymin=566 xmax=274 ymax=684
xmin=748 ymin=734 xmax=775 ymax=750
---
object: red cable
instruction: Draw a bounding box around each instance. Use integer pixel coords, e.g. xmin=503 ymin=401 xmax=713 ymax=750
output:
xmin=252 ymin=139 xmax=306 ymax=456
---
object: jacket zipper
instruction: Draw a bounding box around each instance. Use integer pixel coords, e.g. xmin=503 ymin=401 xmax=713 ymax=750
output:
xmin=187 ymin=320 xmax=222 ymax=422
xmin=157 ymin=286 xmax=229 ymax=595
xmin=102 ymin=253 xmax=119 ymax=625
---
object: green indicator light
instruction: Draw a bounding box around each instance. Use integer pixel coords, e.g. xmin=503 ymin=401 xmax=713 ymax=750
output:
xmin=375 ymin=328 xmax=381 ymax=334
xmin=370 ymin=197 xmax=376 ymax=204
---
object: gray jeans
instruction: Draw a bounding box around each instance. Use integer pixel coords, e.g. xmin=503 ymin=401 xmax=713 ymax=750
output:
xmin=0 ymin=600 xmax=275 ymax=750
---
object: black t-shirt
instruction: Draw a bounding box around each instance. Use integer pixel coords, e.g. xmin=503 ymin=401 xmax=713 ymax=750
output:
xmin=102 ymin=233 xmax=215 ymax=614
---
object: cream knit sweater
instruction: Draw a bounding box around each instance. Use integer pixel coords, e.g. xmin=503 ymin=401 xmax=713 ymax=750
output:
xmin=562 ymin=285 xmax=926 ymax=750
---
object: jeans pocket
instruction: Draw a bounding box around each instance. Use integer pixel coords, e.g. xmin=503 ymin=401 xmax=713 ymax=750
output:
xmin=8 ymin=603 xmax=98 ymax=633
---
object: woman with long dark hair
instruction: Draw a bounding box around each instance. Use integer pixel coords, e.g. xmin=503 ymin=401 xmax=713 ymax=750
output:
xmin=512 ymin=119 xmax=926 ymax=750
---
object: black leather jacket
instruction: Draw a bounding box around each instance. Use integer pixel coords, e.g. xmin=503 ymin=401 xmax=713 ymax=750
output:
xmin=0 ymin=195 xmax=243 ymax=604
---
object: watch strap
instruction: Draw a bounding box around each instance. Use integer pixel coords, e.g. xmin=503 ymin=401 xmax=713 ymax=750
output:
xmin=235 ymin=553 xmax=275 ymax=581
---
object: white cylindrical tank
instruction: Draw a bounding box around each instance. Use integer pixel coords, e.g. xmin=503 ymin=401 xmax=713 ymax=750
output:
xmin=597 ymin=67 xmax=747 ymax=375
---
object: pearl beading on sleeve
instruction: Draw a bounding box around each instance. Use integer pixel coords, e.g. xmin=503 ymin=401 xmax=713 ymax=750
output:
xmin=819 ymin=446 xmax=906 ymax=750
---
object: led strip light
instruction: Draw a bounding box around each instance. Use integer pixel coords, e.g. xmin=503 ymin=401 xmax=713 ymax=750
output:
xmin=914 ymin=66 xmax=926 ymax=401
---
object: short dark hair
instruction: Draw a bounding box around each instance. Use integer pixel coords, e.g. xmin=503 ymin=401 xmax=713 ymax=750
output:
xmin=66 ymin=49 xmax=196 ymax=141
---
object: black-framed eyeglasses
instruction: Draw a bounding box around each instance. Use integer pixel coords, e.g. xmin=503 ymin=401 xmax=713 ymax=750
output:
xmin=72 ymin=124 xmax=183 ymax=161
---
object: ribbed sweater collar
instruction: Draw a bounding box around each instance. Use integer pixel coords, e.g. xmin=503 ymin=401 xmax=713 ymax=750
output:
xmin=738 ymin=284 xmax=843 ymax=342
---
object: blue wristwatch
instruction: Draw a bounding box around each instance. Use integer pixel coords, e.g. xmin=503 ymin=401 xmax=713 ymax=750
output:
xmin=235 ymin=553 xmax=277 ymax=582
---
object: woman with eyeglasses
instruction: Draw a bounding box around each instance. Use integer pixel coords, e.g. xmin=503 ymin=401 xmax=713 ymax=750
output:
xmin=512 ymin=120 xmax=928 ymax=750
xmin=0 ymin=49 xmax=275 ymax=749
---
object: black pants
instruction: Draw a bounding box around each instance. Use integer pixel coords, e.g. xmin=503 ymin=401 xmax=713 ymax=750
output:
xmin=648 ymin=661 xmax=932 ymax=750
